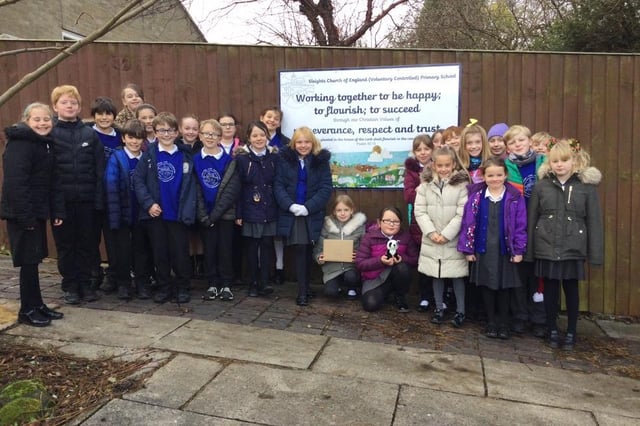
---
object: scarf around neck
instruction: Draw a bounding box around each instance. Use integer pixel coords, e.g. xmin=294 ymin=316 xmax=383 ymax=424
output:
xmin=508 ymin=149 xmax=536 ymax=166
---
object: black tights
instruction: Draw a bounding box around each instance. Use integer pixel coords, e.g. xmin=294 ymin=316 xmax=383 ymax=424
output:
xmin=544 ymin=278 xmax=579 ymax=334
xmin=481 ymin=287 xmax=509 ymax=327
xmin=246 ymin=236 xmax=274 ymax=285
xmin=293 ymin=244 xmax=312 ymax=296
xmin=20 ymin=264 xmax=43 ymax=312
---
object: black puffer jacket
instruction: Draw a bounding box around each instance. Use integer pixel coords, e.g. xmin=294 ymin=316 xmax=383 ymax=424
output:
xmin=50 ymin=118 xmax=105 ymax=209
xmin=0 ymin=123 xmax=65 ymax=227
xmin=526 ymin=164 xmax=603 ymax=265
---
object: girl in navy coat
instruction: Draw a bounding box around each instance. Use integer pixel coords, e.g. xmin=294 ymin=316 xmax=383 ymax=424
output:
xmin=1 ymin=103 xmax=65 ymax=326
xmin=235 ymin=121 xmax=279 ymax=297
xmin=274 ymin=127 xmax=332 ymax=306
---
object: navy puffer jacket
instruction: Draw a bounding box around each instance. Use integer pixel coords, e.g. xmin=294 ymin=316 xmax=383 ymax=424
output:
xmin=274 ymin=146 xmax=332 ymax=243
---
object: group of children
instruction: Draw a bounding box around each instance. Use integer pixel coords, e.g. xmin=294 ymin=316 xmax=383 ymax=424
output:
xmin=2 ymin=83 xmax=603 ymax=352
xmin=398 ymin=122 xmax=602 ymax=349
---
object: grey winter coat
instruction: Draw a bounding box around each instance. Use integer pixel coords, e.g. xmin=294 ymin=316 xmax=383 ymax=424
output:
xmin=313 ymin=212 xmax=367 ymax=283
xmin=525 ymin=164 xmax=603 ymax=265
xmin=414 ymin=167 xmax=470 ymax=278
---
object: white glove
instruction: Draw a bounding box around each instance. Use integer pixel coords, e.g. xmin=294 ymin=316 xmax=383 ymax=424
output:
xmin=289 ymin=204 xmax=309 ymax=216
xmin=289 ymin=204 xmax=301 ymax=214
xmin=289 ymin=204 xmax=303 ymax=216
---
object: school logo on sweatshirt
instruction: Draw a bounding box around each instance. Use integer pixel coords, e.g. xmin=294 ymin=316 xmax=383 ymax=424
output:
xmin=523 ymin=174 xmax=536 ymax=199
xmin=200 ymin=168 xmax=221 ymax=189
xmin=157 ymin=161 xmax=176 ymax=183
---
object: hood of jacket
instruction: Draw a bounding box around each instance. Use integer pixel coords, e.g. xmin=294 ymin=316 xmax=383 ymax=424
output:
xmin=235 ymin=144 xmax=278 ymax=157
xmin=5 ymin=123 xmax=53 ymax=144
xmin=404 ymin=156 xmax=423 ymax=173
xmin=537 ymin=163 xmax=602 ymax=185
xmin=420 ymin=166 xmax=470 ymax=186
xmin=323 ymin=212 xmax=367 ymax=236
xmin=279 ymin=145 xmax=331 ymax=167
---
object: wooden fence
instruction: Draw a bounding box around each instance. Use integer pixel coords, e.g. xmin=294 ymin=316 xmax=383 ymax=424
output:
xmin=0 ymin=40 xmax=637 ymax=315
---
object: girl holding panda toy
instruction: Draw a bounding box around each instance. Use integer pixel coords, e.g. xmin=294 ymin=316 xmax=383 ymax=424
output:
xmin=355 ymin=206 xmax=418 ymax=313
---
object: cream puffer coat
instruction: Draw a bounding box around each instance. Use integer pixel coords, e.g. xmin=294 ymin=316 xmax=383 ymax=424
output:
xmin=414 ymin=167 xmax=470 ymax=278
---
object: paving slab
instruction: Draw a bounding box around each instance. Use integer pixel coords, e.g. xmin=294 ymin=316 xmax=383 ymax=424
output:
xmin=152 ymin=319 xmax=328 ymax=369
xmin=186 ymin=362 xmax=398 ymax=425
xmin=312 ymin=337 xmax=485 ymax=396
xmin=82 ymin=398 xmax=244 ymax=425
xmin=4 ymin=307 xmax=189 ymax=348
xmin=596 ymin=320 xmax=640 ymax=341
xmin=395 ymin=385 xmax=596 ymax=425
xmin=593 ymin=411 xmax=640 ymax=426
xmin=126 ymin=354 xmax=224 ymax=408
xmin=484 ymin=358 xmax=640 ymax=418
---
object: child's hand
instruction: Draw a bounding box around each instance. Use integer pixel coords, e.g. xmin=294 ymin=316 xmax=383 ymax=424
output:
xmin=235 ymin=218 xmax=243 ymax=226
xmin=380 ymin=255 xmax=394 ymax=266
xmin=428 ymin=232 xmax=440 ymax=243
xmin=148 ymin=203 xmax=162 ymax=217
xmin=511 ymin=255 xmax=523 ymax=263
xmin=466 ymin=254 xmax=476 ymax=262
xmin=317 ymin=254 xmax=325 ymax=265
xmin=351 ymin=251 xmax=357 ymax=261
xmin=394 ymin=254 xmax=403 ymax=264
xmin=52 ymin=218 xmax=63 ymax=227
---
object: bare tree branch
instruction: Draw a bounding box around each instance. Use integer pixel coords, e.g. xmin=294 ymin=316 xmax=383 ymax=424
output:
xmin=0 ymin=0 xmax=160 ymax=108
xmin=0 ymin=46 xmax=65 ymax=58
xmin=0 ymin=0 xmax=20 ymax=7
xmin=342 ymin=0 xmax=408 ymax=46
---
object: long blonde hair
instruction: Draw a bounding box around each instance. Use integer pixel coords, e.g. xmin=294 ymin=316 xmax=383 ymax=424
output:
xmin=547 ymin=138 xmax=591 ymax=174
xmin=290 ymin=126 xmax=322 ymax=155
xmin=458 ymin=124 xmax=490 ymax=168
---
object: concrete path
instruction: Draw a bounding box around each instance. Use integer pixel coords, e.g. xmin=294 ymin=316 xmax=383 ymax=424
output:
xmin=1 ymin=255 xmax=639 ymax=424
xmin=4 ymin=307 xmax=640 ymax=425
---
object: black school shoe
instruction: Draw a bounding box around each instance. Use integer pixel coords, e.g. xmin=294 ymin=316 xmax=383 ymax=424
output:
xmin=18 ymin=309 xmax=51 ymax=327
xmin=153 ymin=287 xmax=172 ymax=304
xmin=38 ymin=305 xmax=64 ymax=320
xmin=451 ymin=312 xmax=465 ymax=328
xmin=547 ymin=330 xmax=560 ymax=349
xmin=396 ymin=295 xmax=409 ymax=313
xmin=296 ymin=294 xmax=309 ymax=306
xmin=498 ymin=327 xmax=511 ymax=340
xmin=562 ymin=333 xmax=576 ymax=351
xmin=430 ymin=309 xmax=444 ymax=324
xmin=176 ymin=288 xmax=191 ymax=304
xmin=64 ymin=291 xmax=80 ymax=305
xmin=485 ymin=323 xmax=498 ymax=338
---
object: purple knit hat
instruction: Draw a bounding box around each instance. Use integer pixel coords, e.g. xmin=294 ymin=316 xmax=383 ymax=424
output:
xmin=487 ymin=123 xmax=509 ymax=139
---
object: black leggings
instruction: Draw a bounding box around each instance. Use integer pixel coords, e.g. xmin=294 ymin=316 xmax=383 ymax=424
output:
xmin=544 ymin=278 xmax=579 ymax=334
xmin=325 ymin=269 xmax=360 ymax=298
xmin=361 ymin=262 xmax=411 ymax=312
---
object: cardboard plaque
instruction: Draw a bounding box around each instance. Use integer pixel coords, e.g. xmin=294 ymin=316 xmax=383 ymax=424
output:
xmin=323 ymin=239 xmax=354 ymax=263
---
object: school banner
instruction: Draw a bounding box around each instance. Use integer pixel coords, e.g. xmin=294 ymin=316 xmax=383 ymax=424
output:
xmin=279 ymin=64 xmax=461 ymax=188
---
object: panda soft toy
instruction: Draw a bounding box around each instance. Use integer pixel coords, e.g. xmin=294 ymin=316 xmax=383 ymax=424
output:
xmin=386 ymin=239 xmax=400 ymax=261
